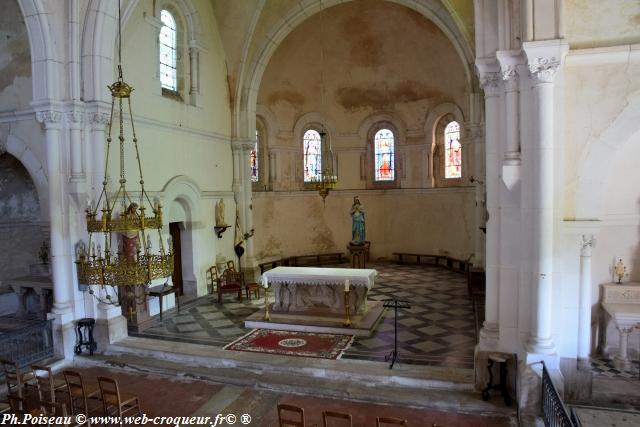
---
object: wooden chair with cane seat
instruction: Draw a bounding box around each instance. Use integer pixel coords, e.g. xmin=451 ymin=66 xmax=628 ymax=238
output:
xmin=206 ymin=265 xmax=220 ymax=295
xmin=0 ymin=359 xmax=37 ymax=398
xmin=97 ymin=376 xmax=141 ymax=420
xmin=322 ymin=410 xmax=352 ymax=427
xmin=63 ymin=370 xmax=101 ymax=420
xmin=32 ymin=365 xmax=67 ymax=404
xmin=218 ymin=268 xmax=243 ymax=303
xmin=376 ymin=417 xmax=408 ymax=427
xmin=277 ymin=403 xmax=317 ymax=427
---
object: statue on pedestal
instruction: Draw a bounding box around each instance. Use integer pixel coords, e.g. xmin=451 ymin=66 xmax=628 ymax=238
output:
xmin=215 ymin=199 xmax=227 ymax=226
xmin=350 ymin=196 xmax=365 ymax=245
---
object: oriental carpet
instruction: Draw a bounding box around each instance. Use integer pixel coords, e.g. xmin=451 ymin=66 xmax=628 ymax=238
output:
xmin=223 ymin=329 xmax=354 ymax=359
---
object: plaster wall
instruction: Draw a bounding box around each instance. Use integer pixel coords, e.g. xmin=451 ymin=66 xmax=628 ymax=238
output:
xmin=252 ymin=189 xmax=475 ymax=262
xmin=0 ymin=0 xmax=31 ymax=111
xmin=565 ymin=0 xmax=640 ymax=49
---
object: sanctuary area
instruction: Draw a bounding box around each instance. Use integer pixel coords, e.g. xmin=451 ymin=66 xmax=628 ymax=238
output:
xmin=1 ymin=1 xmax=640 ymax=426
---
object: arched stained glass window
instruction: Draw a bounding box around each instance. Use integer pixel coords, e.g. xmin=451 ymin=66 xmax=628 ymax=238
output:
xmin=444 ymin=121 xmax=462 ymax=179
xmin=159 ymin=10 xmax=177 ymax=91
xmin=250 ymin=130 xmax=259 ymax=182
xmin=374 ymin=129 xmax=395 ymax=181
xmin=303 ymin=130 xmax=322 ymax=182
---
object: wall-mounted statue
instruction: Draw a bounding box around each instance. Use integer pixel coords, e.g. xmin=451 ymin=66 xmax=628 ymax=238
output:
xmin=215 ymin=198 xmax=227 ymax=226
xmin=350 ymin=196 xmax=366 ymax=245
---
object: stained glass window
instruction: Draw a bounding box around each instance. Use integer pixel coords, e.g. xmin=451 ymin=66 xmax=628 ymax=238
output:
xmin=374 ymin=129 xmax=394 ymax=181
xmin=444 ymin=121 xmax=462 ymax=179
xmin=303 ymin=130 xmax=322 ymax=182
xmin=250 ymin=130 xmax=259 ymax=182
xmin=159 ymin=10 xmax=177 ymax=91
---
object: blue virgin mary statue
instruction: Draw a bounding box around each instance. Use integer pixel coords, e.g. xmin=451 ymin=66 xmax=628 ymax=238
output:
xmin=350 ymin=196 xmax=366 ymax=245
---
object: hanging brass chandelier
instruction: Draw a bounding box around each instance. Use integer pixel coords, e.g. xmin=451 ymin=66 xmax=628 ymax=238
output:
xmin=76 ymin=0 xmax=173 ymax=306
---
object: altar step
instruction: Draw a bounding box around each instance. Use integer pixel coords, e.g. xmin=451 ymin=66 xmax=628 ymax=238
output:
xmin=94 ymin=336 xmax=516 ymax=418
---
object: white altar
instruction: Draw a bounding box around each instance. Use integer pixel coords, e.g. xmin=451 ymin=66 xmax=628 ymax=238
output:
xmin=263 ymin=267 xmax=378 ymax=314
xmin=598 ymin=282 xmax=640 ymax=368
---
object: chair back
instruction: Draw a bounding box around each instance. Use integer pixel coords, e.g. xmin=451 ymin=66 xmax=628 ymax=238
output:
xmin=278 ymin=403 xmax=306 ymax=427
xmin=63 ymin=370 xmax=89 ymax=416
xmin=226 ymin=260 xmax=236 ymax=271
xmin=97 ymin=376 xmax=122 ymax=416
xmin=1 ymin=359 xmax=31 ymax=397
xmin=8 ymin=394 xmax=27 ymax=414
xmin=32 ymin=365 xmax=57 ymax=403
xmin=376 ymin=417 xmax=408 ymax=427
xmin=323 ymin=410 xmax=352 ymax=427
xmin=206 ymin=266 xmax=219 ymax=293
xmin=223 ymin=269 xmax=243 ymax=288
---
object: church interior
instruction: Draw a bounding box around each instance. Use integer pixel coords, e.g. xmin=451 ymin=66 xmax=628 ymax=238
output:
xmin=0 ymin=0 xmax=639 ymax=425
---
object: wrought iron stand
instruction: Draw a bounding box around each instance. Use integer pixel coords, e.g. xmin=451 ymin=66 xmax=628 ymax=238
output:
xmin=383 ymin=299 xmax=411 ymax=369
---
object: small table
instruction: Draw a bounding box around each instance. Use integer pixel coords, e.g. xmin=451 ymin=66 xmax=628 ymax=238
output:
xmin=149 ymin=285 xmax=180 ymax=321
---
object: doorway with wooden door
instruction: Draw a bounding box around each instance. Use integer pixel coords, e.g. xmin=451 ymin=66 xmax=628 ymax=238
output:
xmin=169 ymin=222 xmax=183 ymax=296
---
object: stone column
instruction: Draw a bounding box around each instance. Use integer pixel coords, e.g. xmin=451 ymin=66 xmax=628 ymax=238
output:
xmin=476 ymin=60 xmax=501 ymax=346
xmin=578 ymin=234 xmax=595 ymax=368
xmin=468 ymin=122 xmax=485 ymax=267
xmin=188 ymin=40 xmax=203 ymax=106
xmin=614 ymin=327 xmax=633 ymax=370
xmin=523 ymin=40 xmax=568 ymax=355
xmin=232 ymin=139 xmax=256 ymax=276
xmin=497 ymin=51 xmax=524 ymax=190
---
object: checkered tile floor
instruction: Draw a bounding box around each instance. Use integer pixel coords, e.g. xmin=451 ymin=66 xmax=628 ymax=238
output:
xmin=133 ymin=262 xmax=477 ymax=369
xmin=590 ymin=357 xmax=640 ymax=379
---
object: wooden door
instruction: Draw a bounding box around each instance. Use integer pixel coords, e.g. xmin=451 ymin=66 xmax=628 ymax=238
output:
xmin=169 ymin=222 xmax=183 ymax=296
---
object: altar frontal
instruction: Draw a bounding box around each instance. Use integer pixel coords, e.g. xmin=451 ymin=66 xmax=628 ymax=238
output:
xmin=263 ymin=267 xmax=377 ymax=315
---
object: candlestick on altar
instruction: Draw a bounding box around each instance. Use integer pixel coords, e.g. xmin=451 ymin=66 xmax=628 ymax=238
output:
xmin=343 ymin=288 xmax=352 ymax=327
xmin=263 ymin=277 xmax=270 ymax=321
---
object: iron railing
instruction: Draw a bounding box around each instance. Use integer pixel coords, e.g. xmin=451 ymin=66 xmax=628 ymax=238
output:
xmin=0 ymin=319 xmax=53 ymax=368
xmin=541 ymin=361 xmax=574 ymax=427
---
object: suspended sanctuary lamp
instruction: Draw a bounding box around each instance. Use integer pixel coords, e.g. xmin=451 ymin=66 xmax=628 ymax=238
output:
xmin=76 ymin=0 xmax=173 ymax=310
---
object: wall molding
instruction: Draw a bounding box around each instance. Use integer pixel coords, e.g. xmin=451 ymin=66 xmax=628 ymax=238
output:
xmin=252 ymin=187 xmax=475 ymax=199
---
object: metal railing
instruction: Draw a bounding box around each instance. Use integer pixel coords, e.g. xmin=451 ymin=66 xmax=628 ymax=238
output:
xmin=0 ymin=319 xmax=54 ymax=368
xmin=541 ymin=361 xmax=574 ymax=427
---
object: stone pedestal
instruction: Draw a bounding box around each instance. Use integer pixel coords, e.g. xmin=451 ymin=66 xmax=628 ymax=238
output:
xmin=119 ymin=286 xmax=153 ymax=332
xmin=271 ymin=282 xmax=368 ymax=314
xmin=348 ymin=243 xmax=368 ymax=269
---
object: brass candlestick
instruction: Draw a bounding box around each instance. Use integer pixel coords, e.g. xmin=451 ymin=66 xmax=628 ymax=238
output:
xmin=263 ymin=285 xmax=270 ymax=321
xmin=343 ymin=289 xmax=352 ymax=327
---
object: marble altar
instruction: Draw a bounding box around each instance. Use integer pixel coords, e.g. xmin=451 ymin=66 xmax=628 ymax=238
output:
xmin=598 ymin=282 xmax=640 ymax=368
xmin=263 ymin=267 xmax=377 ymax=314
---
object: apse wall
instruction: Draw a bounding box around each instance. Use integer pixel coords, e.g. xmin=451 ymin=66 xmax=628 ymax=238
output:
xmin=252 ymin=1 xmax=475 ymax=261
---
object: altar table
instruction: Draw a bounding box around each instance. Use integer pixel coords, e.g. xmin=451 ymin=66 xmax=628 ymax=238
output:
xmin=262 ymin=267 xmax=378 ymax=314
xmin=598 ymin=282 xmax=640 ymax=368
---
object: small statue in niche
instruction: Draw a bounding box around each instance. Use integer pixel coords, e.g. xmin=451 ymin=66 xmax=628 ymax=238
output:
xmin=350 ymin=196 xmax=366 ymax=245
xmin=614 ymin=258 xmax=627 ymax=284
xmin=38 ymin=241 xmax=50 ymax=264
xmin=215 ymin=198 xmax=227 ymax=226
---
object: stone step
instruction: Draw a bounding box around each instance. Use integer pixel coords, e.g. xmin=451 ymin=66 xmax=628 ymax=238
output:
xmin=84 ymin=336 xmax=516 ymax=418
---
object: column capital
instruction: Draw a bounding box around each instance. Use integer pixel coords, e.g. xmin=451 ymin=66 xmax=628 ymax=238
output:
xmin=87 ymin=112 xmax=110 ymax=130
xmin=143 ymin=12 xmax=163 ymax=31
xmin=232 ymin=137 xmax=255 ymax=152
xmin=475 ymin=59 xmax=501 ymax=96
xmin=497 ymin=50 xmax=524 ymax=81
xmin=35 ymin=110 xmax=64 ymax=129
xmin=188 ymin=39 xmax=208 ymax=53
xmin=580 ymin=234 xmax=597 ymax=257
xmin=523 ymin=39 xmax=569 ymax=84
xmin=65 ymin=111 xmax=85 ymax=126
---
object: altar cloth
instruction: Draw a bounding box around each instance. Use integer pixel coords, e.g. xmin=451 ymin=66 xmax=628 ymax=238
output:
xmin=262 ymin=267 xmax=377 ymax=289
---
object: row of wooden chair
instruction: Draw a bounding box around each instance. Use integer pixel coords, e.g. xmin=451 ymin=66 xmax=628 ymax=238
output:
xmin=1 ymin=359 xmax=140 ymax=426
xmin=277 ymin=403 xmax=412 ymax=427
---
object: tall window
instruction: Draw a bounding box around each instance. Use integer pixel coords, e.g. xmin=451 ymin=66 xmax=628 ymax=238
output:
xmin=303 ymin=130 xmax=322 ymax=182
xmin=250 ymin=130 xmax=259 ymax=182
xmin=444 ymin=121 xmax=461 ymax=178
xmin=159 ymin=10 xmax=177 ymax=91
xmin=374 ymin=129 xmax=395 ymax=181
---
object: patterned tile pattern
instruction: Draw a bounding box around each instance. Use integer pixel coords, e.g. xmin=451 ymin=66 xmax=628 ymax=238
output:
xmin=134 ymin=262 xmax=477 ymax=369
xmin=590 ymin=357 xmax=640 ymax=379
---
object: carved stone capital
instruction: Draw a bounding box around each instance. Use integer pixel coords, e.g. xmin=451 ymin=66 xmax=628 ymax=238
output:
xmin=87 ymin=112 xmax=110 ymax=130
xmin=528 ymin=57 xmax=561 ymax=83
xmin=580 ymin=234 xmax=596 ymax=257
xmin=66 ymin=111 xmax=85 ymax=125
xmin=36 ymin=110 xmax=63 ymax=125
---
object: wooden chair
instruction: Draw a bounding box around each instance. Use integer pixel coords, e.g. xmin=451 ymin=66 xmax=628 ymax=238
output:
xmin=218 ymin=269 xmax=243 ymax=303
xmin=0 ymin=359 xmax=36 ymax=398
xmin=97 ymin=376 xmax=141 ymax=421
xmin=206 ymin=265 xmax=219 ymax=294
xmin=278 ymin=403 xmax=317 ymax=427
xmin=63 ymin=370 xmax=100 ymax=422
xmin=8 ymin=394 xmax=29 ymax=415
xmin=32 ymin=364 xmax=67 ymax=403
xmin=226 ymin=260 xmax=236 ymax=271
xmin=322 ymin=410 xmax=352 ymax=427
xmin=245 ymin=282 xmax=261 ymax=301
xmin=376 ymin=417 xmax=408 ymax=427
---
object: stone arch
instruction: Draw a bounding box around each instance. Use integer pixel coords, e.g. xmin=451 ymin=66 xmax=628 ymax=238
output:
xmin=2 ymin=133 xmax=49 ymax=221
xmin=17 ymin=0 xmax=62 ymax=102
xmin=236 ymin=0 xmax=475 ymax=139
xmin=575 ymin=90 xmax=640 ymax=219
xmin=357 ymin=112 xmax=406 ymax=189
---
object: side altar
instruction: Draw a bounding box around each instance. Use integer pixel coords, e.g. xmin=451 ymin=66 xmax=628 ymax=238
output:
xmin=598 ymin=282 xmax=640 ymax=369
xmin=244 ymin=266 xmax=383 ymax=336
xmin=264 ymin=266 xmax=377 ymax=315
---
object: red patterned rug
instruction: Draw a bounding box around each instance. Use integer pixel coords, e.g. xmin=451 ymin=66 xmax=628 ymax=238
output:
xmin=224 ymin=329 xmax=354 ymax=359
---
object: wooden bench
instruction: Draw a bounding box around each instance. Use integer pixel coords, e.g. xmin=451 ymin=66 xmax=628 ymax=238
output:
xmin=392 ymin=252 xmax=442 ymax=265
xmin=288 ymin=252 xmax=345 ymax=267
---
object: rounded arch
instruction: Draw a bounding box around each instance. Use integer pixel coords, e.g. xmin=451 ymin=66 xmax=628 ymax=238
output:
xmin=575 ymin=90 xmax=640 ymax=219
xmin=2 ymin=133 xmax=49 ymax=221
xmin=424 ymin=102 xmax=465 ymax=187
xmin=160 ymin=174 xmax=203 ymax=223
xmin=357 ymin=112 xmax=407 ymax=144
xmin=17 ymin=0 xmax=62 ymax=102
xmin=237 ymin=0 xmax=475 ymax=139
xmin=293 ymin=112 xmax=338 ymax=143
